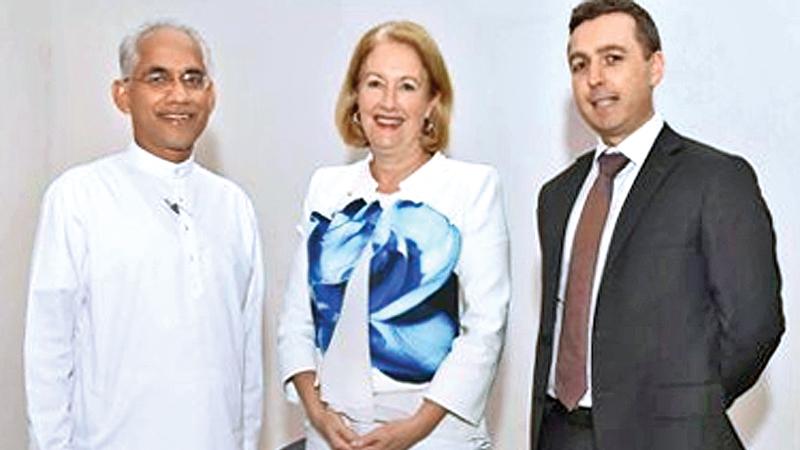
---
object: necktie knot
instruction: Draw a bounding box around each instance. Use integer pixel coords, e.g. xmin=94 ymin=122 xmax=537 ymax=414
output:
xmin=598 ymin=153 xmax=629 ymax=178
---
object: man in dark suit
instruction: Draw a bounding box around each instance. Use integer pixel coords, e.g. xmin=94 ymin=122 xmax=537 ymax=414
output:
xmin=530 ymin=1 xmax=785 ymax=449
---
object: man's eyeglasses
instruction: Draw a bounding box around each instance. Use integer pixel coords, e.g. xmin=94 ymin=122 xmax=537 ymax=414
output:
xmin=126 ymin=69 xmax=211 ymax=92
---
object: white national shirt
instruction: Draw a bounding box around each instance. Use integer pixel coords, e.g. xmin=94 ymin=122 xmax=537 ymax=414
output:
xmin=25 ymin=143 xmax=264 ymax=450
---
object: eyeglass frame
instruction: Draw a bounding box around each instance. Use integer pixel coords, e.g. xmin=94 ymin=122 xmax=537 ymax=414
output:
xmin=123 ymin=67 xmax=212 ymax=92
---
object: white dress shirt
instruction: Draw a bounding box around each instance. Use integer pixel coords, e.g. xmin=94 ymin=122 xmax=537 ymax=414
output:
xmin=25 ymin=143 xmax=264 ymax=450
xmin=278 ymin=152 xmax=511 ymax=428
xmin=547 ymin=114 xmax=665 ymax=407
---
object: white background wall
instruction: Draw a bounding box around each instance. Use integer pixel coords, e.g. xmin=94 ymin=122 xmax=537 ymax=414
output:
xmin=1 ymin=1 xmax=50 ymax=449
xmin=1 ymin=1 xmax=797 ymax=449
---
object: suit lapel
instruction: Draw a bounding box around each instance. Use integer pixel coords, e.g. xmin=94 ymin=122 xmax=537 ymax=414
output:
xmin=604 ymin=125 xmax=684 ymax=270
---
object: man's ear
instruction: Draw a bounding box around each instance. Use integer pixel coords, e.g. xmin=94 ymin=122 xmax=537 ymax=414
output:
xmin=648 ymin=50 xmax=665 ymax=88
xmin=208 ymin=82 xmax=217 ymax=112
xmin=111 ymin=79 xmax=131 ymax=114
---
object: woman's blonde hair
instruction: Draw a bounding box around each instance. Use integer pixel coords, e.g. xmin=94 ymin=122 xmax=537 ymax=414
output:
xmin=335 ymin=21 xmax=453 ymax=153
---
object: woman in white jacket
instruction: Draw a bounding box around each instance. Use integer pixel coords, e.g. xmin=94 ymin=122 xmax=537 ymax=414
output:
xmin=277 ymin=20 xmax=511 ymax=450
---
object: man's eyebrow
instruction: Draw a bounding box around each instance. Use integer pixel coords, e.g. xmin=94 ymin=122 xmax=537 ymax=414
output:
xmin=596 ymin=44 xmax=628 ymax=54
xmin=568 ymin=44 xmax=628 ymax=60
xmin=567 ymin=50 xmax=587 ymax=61
xmin=140 ymin=65 xmax=206 ymax=74
xmin=141 ymin=65 xmax=169 ymax=74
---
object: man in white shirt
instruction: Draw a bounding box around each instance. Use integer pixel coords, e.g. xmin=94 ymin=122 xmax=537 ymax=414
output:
xmin=530 ymin=1 xmax=783 ymax=449
xmin=24 ymin=22 xmax=264 ymax=450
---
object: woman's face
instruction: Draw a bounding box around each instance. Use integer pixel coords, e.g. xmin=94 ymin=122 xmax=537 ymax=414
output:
xmin=356 ymin=40 xmax=437 ymax=158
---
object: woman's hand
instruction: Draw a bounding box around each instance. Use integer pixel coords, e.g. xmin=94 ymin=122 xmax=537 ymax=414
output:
xmin=308 ymin=405 xmax=360 ymax=450
xmin=291 ymin=371 xmax=360 ymax=450
xmin=353 ymin=400 xmax=446 ymax=450
xmin=351 ymin=418 xmax=421 ymax=450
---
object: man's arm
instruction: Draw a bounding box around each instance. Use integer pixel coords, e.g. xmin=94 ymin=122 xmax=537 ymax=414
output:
xmin=25 ymin=177 xmax=87 ymax=450
xmin=241 ymin=199 xmax=265 ymax=450
xmin=702 ymin=155 xmax=784 ymax=407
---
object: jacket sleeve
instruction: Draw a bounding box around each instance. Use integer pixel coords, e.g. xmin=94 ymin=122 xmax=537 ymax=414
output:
xmin=276 ymin=171 xmax=321 ymax=402
xmin=424 ymin=167 xmax=511 ymax=425
xmin=241 ymin=198 xmax=265 ymax=450
xmin=701 ymin=156 xmax=784 ymax=407
xmin=25 ymin=176 xmax=87 ymax=450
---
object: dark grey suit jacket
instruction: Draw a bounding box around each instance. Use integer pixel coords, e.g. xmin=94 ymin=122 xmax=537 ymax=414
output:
xmin=530 ymin=125 xmax=784 ymax=450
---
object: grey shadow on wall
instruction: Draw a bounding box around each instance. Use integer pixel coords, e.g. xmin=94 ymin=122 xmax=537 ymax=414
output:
xmin=484 ymin=325 xmax=515 ymax=445
xmin=346 ymin=147 xmax=370 ymax=164
xmin=195 ymin=129 xmax=223 ymax=174
xmin=730 ymin=375 xmax=772 ymax=446
xmin=562 ymin=96 xmax=595 ymax=159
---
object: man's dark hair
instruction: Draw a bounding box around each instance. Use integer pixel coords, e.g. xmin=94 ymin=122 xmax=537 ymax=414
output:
xmin=569 ymin=0 xmax=661 ymax=56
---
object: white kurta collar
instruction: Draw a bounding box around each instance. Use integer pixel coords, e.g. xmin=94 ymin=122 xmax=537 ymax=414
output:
xmin=125 ymin=141 xmax=196 ymax=179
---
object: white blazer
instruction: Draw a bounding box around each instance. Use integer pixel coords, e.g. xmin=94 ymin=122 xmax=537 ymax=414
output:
xmin=277 ymin=152 xmax=510 ymax=425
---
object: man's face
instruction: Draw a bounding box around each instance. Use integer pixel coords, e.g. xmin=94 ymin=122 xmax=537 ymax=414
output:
xmin=112 ymin=28 xmax=215 ymax=163
xmin=568 ymin=12 xmax=663 ymax=146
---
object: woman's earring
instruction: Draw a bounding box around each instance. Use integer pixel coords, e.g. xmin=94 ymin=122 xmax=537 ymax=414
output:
xmin=352 ymin=111 xmax=362 ymax=126
xmin=423 ymin=116 xmax=435 ymax=135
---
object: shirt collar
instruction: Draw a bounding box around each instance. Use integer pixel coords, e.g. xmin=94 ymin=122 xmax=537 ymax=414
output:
xmin=354 ymin=150 xmax=446 ymax=199
xmin=594 ymin=112 xmax=664 ymax=167
xmin=398 ymin=151 xmax=445 ymax=193
xmin=125 ymin=141 xmax=195 ymax=179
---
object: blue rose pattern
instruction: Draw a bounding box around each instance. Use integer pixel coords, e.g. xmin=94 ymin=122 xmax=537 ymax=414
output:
xmin=308 ymin=198 xmax=461 ymax=383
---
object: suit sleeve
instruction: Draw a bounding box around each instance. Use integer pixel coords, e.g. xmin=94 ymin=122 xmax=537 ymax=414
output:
xmin=25 ymin=177 xmax=87 ymax=450
xmin=241 ymin=198 xmax=265 ymax=450
xmin=701 ymin=156 xmax=784 ymax=407
xmin=424 ymin=167 xmax=511 ymax=425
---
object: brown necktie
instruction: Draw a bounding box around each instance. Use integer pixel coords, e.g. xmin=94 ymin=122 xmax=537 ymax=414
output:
xmin=556 ymin=152 xmax=629 ymax=410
